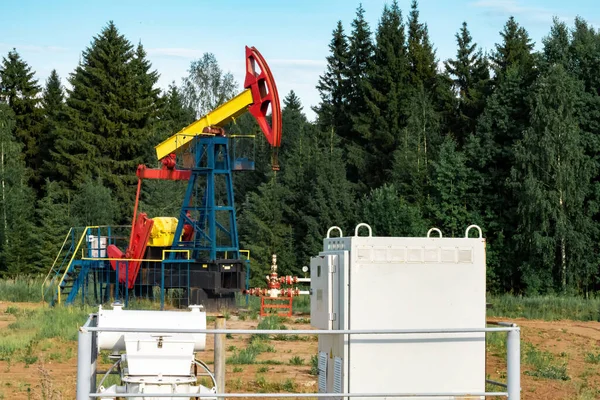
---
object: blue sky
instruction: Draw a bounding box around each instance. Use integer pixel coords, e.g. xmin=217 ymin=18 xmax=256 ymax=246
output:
xmin=0 ymin=0 xmax=597 ymax=121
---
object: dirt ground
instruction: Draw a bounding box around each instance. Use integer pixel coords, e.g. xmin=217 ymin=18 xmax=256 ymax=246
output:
xmin=1 ymin=302 xmax=600 ymax=399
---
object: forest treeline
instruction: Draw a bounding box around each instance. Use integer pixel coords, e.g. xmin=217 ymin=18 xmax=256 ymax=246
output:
xmin=1 ymin=1 xmax=599 ymax=295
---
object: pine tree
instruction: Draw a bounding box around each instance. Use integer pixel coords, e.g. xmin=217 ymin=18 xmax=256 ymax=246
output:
xmin=512 ymin=65 xmax=594 ymax=293
xmin=40 ymin=70 xmax=64 ymax=185
xmin=445 ymin=22 xmax=490 ymax=145
xmin=0 ymin=49 xmax=44 ymax=190
xmin=315 ymin=21 xmax=350 ymax=137
xmin=52 ymin=21 xmax=161 ymax=222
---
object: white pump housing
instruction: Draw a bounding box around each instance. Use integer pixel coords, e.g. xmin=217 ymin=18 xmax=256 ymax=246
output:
xmin=95 ymin=304 xmax=216 ymax=400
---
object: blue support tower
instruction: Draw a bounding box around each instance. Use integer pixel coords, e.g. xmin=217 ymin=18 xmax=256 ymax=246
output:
xmin=170 ymin=135 xmax=240 ymax=262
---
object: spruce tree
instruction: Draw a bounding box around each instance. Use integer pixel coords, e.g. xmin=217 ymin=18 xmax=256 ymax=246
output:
xmin=239 ymin=180 xmax=295 ymax=286
xmin=428 ymin=136 xmax=478 ymax=238
xmin=512 ymin=65 xmax=593 ymax=293
xmin=360 ymin=184 xmax=427 ymax=237
xmin=0 ymin=104 xmax=36 ymax=275
xmin=445 ymin=22 xmax=490 ymax=145
xmin=52 ymin=21 xmax=161 ymax=222
xmin=0 ymin=49 xmax=44 ymax=190
xmin=315 ymin=21 xmax=350 ymax=137
xmin=407 ymin=0 xmax=437 ymax=92
xmin=40 ymin=70 xmax=64 ymax=185
xmin=356 ymin=1 xmax=409 ymax=189
xmin=36 ymin=180 xmax=72 ymax=271
xmin=344 ymin=4 xmax=375 ymax=186
xmin=466 ymin=17 xmax=537 ymax=291
xmin=491 ymin=16 xmax=536 ymax=81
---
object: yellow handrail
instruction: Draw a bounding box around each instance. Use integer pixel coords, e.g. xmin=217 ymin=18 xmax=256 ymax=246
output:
xmin=41 ymin=227 xmax=73 ymax=301
xmin=239 ymin=250 xmax=251 ymax=261
xmin=162 ymin=249 xmax=191 ymax=260
xmin=56 ymin=226 xmax=99 ymax=304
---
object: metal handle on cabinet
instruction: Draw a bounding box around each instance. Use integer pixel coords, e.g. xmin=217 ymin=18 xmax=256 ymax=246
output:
xmin=354 ymin=223 xmax=372 ymax=237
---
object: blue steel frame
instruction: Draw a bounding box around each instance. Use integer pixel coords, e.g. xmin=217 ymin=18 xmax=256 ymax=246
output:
xmin=170 ymin=136 xmax=240 ymax=262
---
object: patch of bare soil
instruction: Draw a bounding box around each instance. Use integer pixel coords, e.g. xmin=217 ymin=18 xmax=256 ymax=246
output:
xmin=2 ymin=302 xmax=599 ymax=400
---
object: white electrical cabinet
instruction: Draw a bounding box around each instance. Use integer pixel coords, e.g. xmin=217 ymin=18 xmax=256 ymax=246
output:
xmin=310 ymin=224 xmax=487 ymax=400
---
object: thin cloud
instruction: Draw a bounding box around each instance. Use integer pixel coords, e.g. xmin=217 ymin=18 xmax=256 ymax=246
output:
xmin=470 ymin=0 xmax=574 ymax=24
xmin=147 ymin=47 xmax=327 ymax=70
xmin=0 ymin=43 xmax=69 ymax=53
xmin=147 ymin=47 xmax=205 ymax=59
xmin=268 ymin=59 xmax=326 ymax=68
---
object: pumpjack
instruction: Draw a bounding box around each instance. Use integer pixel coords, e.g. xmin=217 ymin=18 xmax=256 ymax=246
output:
xmin=106 ymin=46 xmax=282 ymax=309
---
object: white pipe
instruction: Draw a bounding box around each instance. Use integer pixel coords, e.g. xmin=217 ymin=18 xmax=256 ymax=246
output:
xmin=298 ymin=290 xmax=310 ymax=295
xmin=296 ymin=278 xmax=310 ymax=283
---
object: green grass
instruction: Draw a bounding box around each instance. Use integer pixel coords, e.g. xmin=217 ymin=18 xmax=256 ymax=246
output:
xmin=487 ymin=294 xmax=600 ymax=321
xmin=236 ymin=292 xmax=310 ymax=315
xmin=584 ymin=352 xmax=600 ymax=364
xmin=0 ymin=275 xmax=45 ymax=302
xmin=309 ymin=354 xmax=318 ymax=375
xmin=522 ymin=342 xmax=570 ymax=381
xmin=289 ymin=355 xmax=304 ymax=365
xmin=226 ymin=341 xmax=275 ymax=365
xmin=0 ymin=304 xmax=93 ymax=364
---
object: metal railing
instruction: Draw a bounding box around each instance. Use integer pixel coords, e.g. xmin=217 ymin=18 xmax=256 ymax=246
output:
xmin=77 ymin=316 xmax=521 ymax=399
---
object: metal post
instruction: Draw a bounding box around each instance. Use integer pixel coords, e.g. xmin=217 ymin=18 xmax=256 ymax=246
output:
xmin=507 ymin=326 xmax=521 ymax=399
xmin=160 ymin=262 xmax=165 ymax=310
xmin=76 ymin=327 xmax=93 ymax=400
xmin=214 ymin=316 xmax=226 ymax=397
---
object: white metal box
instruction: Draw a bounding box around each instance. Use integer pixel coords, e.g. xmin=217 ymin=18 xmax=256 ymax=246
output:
xmin=310 ymin=225 xmax=487 ymax=399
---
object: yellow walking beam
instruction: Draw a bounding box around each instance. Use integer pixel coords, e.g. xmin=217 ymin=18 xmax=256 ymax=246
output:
xmin=155 ymin=89 xmax=254 ymax=160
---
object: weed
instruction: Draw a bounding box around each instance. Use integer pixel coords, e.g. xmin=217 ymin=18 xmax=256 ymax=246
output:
xmin=294 ymin=317 xmax=310 ymax=324
xmin=226 ymin=333 xmax=234 ymax=339
xmin=4 ymin=306 xmax=19 ymax=315
xmin=227 ymin=345 xmax=237 ymax=352
xmin=289 ymin=355 xmax=304 ymax=365
xmin=228 ymin=378 xmax=243 ymax=390
xmin=38 ymin=362 xmax=62 ymax=400
xmin=251 ymin=316 xmax=282 ymax=342
xmin=310 ymin=354 xmax=319 ymax=376
xmin=523 ymin=343 xmax=570 ymax=381
xmin=584 ymin=352 xmax=600 ymax=364
xmin=249 ymin=310 xmax=258 ymax=320
xmin=257 ymin=366 xmax=269 ymax=373
xmin=232 ymin=366 xmax=243 ymax=373
xmin=238 ymin=313 xmax=247 ymax=321
xmin=258 ymin=359 xmax=283 ymax=365
xmin=282 ymin=378 xmax=296 ymax=392
xmin=227 ymin=347 xmax=258 ymax=365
